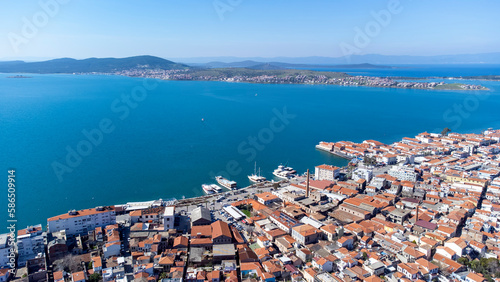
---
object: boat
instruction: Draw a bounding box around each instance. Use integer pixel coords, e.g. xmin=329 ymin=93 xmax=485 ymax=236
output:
xmin=248 ymin=162 xmax=266 ymax=183
xmin=202 ymin=184 xmax=222 ymax=194
xmin=202 ymin=184 xmax=215 ymax=195
xmin=211 ymin=184 xmax=222 ymax=193
xmin=215 ymin=176 xmax=237 ymax=190
xmin=273 ymin=164 xmax=297 ymax=179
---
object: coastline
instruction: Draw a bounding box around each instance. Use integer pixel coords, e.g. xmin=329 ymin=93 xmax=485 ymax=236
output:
xmin=2 ymin=71 xmax=490 ymax=91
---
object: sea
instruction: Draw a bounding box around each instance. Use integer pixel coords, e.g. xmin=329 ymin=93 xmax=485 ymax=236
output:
xmin=1 ymin=64 xmax=500 ymax=230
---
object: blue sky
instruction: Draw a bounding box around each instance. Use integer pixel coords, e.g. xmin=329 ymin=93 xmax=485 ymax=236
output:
xmin=1 ymin=0 xmax=499 ymax=60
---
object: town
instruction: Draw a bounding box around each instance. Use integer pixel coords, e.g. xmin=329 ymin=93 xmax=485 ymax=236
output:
xmin=2 ymin=128 xmax=500 ymax=282
xmin=86 ymin=68 xmax=488 ymax=91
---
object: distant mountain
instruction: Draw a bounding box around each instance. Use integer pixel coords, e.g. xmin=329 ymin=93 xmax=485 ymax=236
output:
xmin=173 ymin=52 xmax=500 ymax=65
xmin=200 ymin=60 xmax=263 ymax=68
xmin=246 ymin=63 xmax=286 ymax=70
xmin=191 ymin=60 xmax=391 ymax=69
xmin=0 ymin=55 xmax=188 ymax=73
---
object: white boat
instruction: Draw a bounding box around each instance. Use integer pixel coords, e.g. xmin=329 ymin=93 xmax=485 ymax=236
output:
xmin=216 ymin=176 xmax=237 ymax=190
xmin=273 ymin=164 xmax=297 ymax=179
xmin=202 ymin=184 xmax=215 ymax=195
xmin=248 ymin=162 xmax=266 ymax=183
xmin=211 ymin=184 xmax=222 ymax=193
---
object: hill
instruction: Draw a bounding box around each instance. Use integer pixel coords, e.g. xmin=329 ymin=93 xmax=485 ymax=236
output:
xmin=0 ymin=55 xmax=188 ymax=73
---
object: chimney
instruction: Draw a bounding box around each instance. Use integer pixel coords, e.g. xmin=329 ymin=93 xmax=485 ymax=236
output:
xmin=306 ymin=169 xmax=310 ymax=197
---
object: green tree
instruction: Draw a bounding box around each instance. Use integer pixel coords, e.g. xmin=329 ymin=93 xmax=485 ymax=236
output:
xmin=89 ymin=273 xmax=102 ymax=282
xmin=457 ymin=257 xmax=469 ymax=266
xmin=159 ymin=272 xmax=167 ymax=279
xmin=441 ymin=127 xmax=451 ymax=136
xmin=362 ymin=252 xmax=368 ymax=261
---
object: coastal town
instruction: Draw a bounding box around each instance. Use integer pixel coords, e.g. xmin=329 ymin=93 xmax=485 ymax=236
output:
xmin=89 ymin=67 xmax=488 ymax=91
xmin=3 ymin=128 xmax=500 ymax=282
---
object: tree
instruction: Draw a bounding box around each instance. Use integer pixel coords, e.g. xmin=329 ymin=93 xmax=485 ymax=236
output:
xmin=441 ymin=127 xmax=451 ymax=136
xmin=89 ymin=273 xmax=102 ymax=282
xmin=457 ymin=257 xmax=469 ymax=266
xmin=363 ymin=156 xmax=376 ymax=166
xmin=362 ymin=252 xmax=368 ymax=261
xmin=159 ymin=272 xmax=167 ymax=280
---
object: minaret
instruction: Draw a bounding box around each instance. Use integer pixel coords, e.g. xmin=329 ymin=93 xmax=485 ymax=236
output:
xmin=306 ymin=169 xmax=310 ymax=197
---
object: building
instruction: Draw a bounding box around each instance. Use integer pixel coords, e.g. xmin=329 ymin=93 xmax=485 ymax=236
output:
xmin=211 ymin=220 xmax=233 ymax=244
xmin=16 ymin=225 xmax=46 ymax=267
xmin=387 ymin=209 xmax=411 ymax=225
xmin=53 ymin=271 xmax=64 ymax=282
xmin=269 ymin=211 xmax=300 ymax=233
xmin=315 ymin=164 xmax=340 ymax=181
xmin=191 ymin=207 xmax=212 ymax=226
xmin=256 ymin=192 xmax=279 ymax=205
xmin=291 ymin=224 xmax=321 ymax=245
xmin=0 ymin=234 xmax=12 ymax=268
xmin=47 ymin=238 xmax=68 ymax=262
xmin=72 ymin=271 xmax=86 ymax=282
xmin=130 ymin=206 xmax=164 ymax=224
xmin=0 ymin=269 xmax=9 ymax=282
xmin=352 ymin=167 xmax=373 ymax=182
xmin=47 ymin=206 xmax=116 ymax=236
xmin=103 ymin=242 xmax=121 ymax=258
xmin=163 ymin=206 xmax=175 ymax=230
xmin=388 ymin=166 xmax=418 ymax=182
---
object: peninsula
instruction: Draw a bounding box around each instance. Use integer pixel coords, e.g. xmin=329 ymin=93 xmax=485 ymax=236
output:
xmin=0 ymin=56 xmax=489 ymax=91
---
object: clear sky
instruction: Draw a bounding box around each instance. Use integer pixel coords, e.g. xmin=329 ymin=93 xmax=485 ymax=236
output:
xmin=1 ymin=0 xmax=499 ymax=60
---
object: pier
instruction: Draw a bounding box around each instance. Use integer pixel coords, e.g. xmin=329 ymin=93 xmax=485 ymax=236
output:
xmin=315 ymin=144 xmax=354 ymax=160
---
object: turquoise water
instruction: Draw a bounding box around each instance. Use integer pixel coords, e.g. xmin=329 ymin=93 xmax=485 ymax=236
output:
xmin=1 ymin=72 xmax=500 ymax=230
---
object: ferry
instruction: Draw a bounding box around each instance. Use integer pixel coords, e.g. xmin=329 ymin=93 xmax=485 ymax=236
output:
xmin=273 ymin=164 xmax=297 ymax=179
xmin=211 ymin=184 xmax=223 ymax=193
xmin=248 ymin=162 xmax=266 ymax=183
xmin=215 ymin=176 xmax=237 ymax=190
xmin=202 ymin=184 xmax=216 ymax=195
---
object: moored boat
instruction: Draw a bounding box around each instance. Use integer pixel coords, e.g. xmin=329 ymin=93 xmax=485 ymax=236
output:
xmin=202 ymin=184 xmax=215 ymax=194
xmin=273 ymin=164 xmax=297 ymax=179
xmin=248 ymin=162 xmax=267 ymax=183
xmin=216 ymin=176 xmax=237 ymax=190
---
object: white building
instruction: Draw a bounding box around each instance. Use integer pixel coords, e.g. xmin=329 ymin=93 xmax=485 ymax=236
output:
xmin=388 ymin=165 xmax=418 ymax=182
xmin=315 ymin=164 xmax=340 ymax=181
xmin=16 ymin=225 xmax=46 ymax=267
xmin=0 ymin=234 xmax=12 ymax=268
xmin=48 ymin=206 xmax=116 ymax=236
xmin=352 ymin=167 xmax=373 ymax=182
xmin=162 ymin=206 xmax=175 ymax=230
xmin=223 ymin=206 xmax=245 ymax=220
xmin=103 ymin=242 xmax=121 ymax=258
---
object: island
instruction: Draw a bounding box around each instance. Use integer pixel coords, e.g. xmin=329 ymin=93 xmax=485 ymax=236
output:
xmin=0 ymin=55 xmax=489 ymax=90
xmin=6 ymin=75 xmax=32 ymax=78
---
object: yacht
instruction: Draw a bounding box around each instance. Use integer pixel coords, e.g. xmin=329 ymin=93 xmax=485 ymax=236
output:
xmin=273 ymin=164 xmax=297 ymax=179
xmin=248 ymin=162 xmax=267 ymax=183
